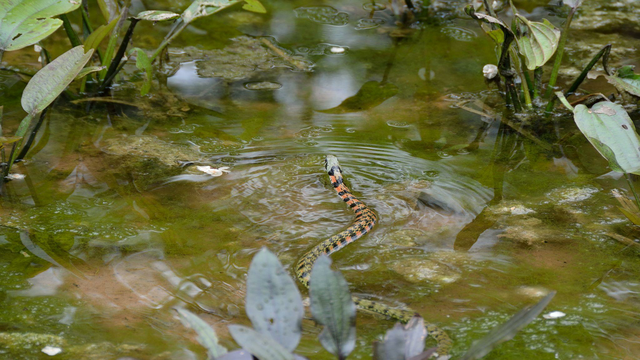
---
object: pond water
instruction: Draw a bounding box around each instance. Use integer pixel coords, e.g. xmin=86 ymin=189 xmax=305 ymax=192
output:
xmin=2 ymin=0 xmax=640 ymax=359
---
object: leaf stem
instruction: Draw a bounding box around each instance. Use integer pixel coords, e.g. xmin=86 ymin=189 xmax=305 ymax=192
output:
xmin=150 ymin=21 xmax=188 ymax=63
xmin=100 ymin=19 xmax=139 ymax=91
xmin=625 ymin=173 xmax=640 ymax=212
xmin=60 ymin=14 xmax=82 ymax=47
xmin=544 ymin=6 xmax=577 ymax=110
xmin=564 ymin=44 xmax=611 ymax=97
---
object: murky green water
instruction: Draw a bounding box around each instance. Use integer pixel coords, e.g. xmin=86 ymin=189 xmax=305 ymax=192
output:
xmin=2 ymin=0 xmax=640 ymax=359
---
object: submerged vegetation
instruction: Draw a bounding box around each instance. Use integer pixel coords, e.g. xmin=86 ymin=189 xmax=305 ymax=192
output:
xmin=2 ymin=0 xmax=640 ymax=359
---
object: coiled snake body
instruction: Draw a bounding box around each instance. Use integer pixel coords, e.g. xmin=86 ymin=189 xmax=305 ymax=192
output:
xmin=296 ymin=155 xmax=453 ymax=355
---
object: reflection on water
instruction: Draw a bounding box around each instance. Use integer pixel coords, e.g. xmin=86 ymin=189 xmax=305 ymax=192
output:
xmin=1 ymin=0 xmax=640 ymax=358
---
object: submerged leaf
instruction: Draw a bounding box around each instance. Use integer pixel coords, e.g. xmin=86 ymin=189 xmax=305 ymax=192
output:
xmin=309 ymin=255 xmax=356 ymax=359
xmin=177 ymin=308 xmax=228 ymax=358
xmin=318 ymin=81 xmax=398 ymax=114
xmin=0 ymin=0 xmax=81 ymax=52
xmin=245 ymin=248 xmax=303 ymax=351
xmin=515 ymin=16 xmax=561 ymax=70
xmin=21 ymin=46 xmax=94 ymax=116
xmin=460 ymin=292 xmax=556 ymax=360
xmin=228 ymin=325 xmax=294 ymax=360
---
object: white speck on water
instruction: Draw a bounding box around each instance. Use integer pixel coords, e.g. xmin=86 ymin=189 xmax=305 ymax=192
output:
xmin=543 ymin=311 xmax=566 ymax=319
xmin=42 ymin=346 xmax=62 ymax=356
xmin=330 ymin=46 xmax=345 ymax=54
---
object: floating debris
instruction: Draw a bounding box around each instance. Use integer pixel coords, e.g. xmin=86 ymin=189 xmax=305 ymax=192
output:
xmin=42 ymin=346 xmax=62 ymax=356
xmin=294 ymin=6 xmax=349 ymax=26
xmin=483 ymin=64 xmax=498 ymax=79
xmin=355 ymin=17 xmax=386 ymax=30
xmin=244 ymin=81 xmax=283 ymax=90
xmin=5 ymin=173 xmax=25 ymax=180
xmin=296 ymin=43 xmax=349 ymax=56
xmin=196 ymin=166 xmax=230 ymax=177
xmin=543 ymin=311 xmax=566 ymax=319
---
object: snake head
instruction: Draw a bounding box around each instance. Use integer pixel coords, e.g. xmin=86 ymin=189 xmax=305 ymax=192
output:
xmin=325 ymin=155 xmax=341 ymax=173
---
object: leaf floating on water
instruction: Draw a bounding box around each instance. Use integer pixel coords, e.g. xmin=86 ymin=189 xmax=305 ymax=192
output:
xmin=134 ymin=10 xmax=180 ymax=22
xmin=318 ymin=81 xmax=399 ymax=114
xmin=460 ymin=291 xmax=556 ymax=360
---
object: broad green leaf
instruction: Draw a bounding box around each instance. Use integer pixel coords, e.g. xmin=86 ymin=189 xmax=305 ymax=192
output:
xmin=318 ymin=81 xmax=399 ymax=114
xmin=134 ymin=48 xmax=153 ymax=96
xmin=228 ymin=325 xmax=294 ymax=360
xmin=21 ymin=46 xmax=94 ymax=116
xmin=606 ymin=66 xmax=640 ymax=97
xmin=571 ymin=101 xmax=640 ymax=174
xmin=134 ymin=10 xmax=180 ymax=22
xmin=0 ymin=0 xmax=81 ymax=52
xmin=242 ymin=0 xmax=266 ymax=13
xmin=374 ymin=323 xmax=408 ymax=360
xmin=182 ymin=0 xmax=242 ymax=24
xmin=460 ymin=292 xmax=556 ymax=360
xmin=486 ymin=29 xmax=504 ymax=45
xmin=97 ymin=0 xmax=119 ymax=22
xmin=309 ymin=255 xmax=356 ymax=359
xmin=84 ymin=16 xmax=120 ymax=52
xmin=177 ymin=308 xmax=228 ymax=359
xmin=74 ymin=66 xmax=106 ymax=81
xmin=245 ymin=248 xmax=303 ymax=352
xmin=515 ymin=16 xmax=560 ymax=70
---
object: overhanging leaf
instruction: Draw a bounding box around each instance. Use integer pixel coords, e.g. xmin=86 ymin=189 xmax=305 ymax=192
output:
xmin=318 ymin=81 xmax=398 ymax=114
xmin=0 ymin=0 xmax=81 ymax=52
xmin=134 ymin=10 xmax=180 ymax=22
xmin=177 ymin=308 xmax=228 ymax=359
xmin=242 ymin=0 xmax=266 ymax=13
xmin=460 ymin=292 xmax=556 ymax=360
xmin=245 ymin=248 xmax=303 ymax=352
xmin=182 ymin=0 xmax=242 ymax=24
xmin=228 ymin=325 xmax=294 ymax=360
xmin=515 ymin=16 xmax=561 ymax=70
xmin=21 ymin=46 xmax=94 ymax=116
xmin=571 ymin=101 xmax=640 ymax=174
xmin=84 ymin=16 xmax=120 ymax=52
xmin=309 ymin=255 xmax=356 ymax=359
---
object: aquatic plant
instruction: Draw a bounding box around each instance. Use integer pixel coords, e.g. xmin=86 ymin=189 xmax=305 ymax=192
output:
xmin=178 ymin=248 xmax=555 ymax=360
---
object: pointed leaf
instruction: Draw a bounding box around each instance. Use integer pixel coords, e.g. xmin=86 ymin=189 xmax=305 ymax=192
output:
xmin=21 ymin=46 xmax=94 ymax=116
xmin=572 ymin=101 xmax=640 ymax=174
xmin=0 ymin=0 xmax=81 ymax=52
xmin=75 ymin=66 xmax=106 ymax=81
xmin=177 ymin=308 xmax=228 ymax=358
xmin=374 ymin=323 xmax=408 ymax=360
xmin=309 ymin=255 xmax=356 ymax=359
xmin=460 ymin=292 xmax=556 ymax=360
xmin=134 ymin=10 xmax=180 ymax=22
xmin=242 ymin=0 xmax=266 ymax=13
xmin=84 ymin=16 xmax=120 ymax=52
xmin=318 ymin=81 xmax=398 ymax=114
xmin=228 ymin=325 xmax=294 ymax=360
xmin=515 ymin=15 xmax=561 ymax=70
xmin=245 ymin=248 xmax=303 ymax=352
xmin=605 ymin=66 xmax=640 ymax=97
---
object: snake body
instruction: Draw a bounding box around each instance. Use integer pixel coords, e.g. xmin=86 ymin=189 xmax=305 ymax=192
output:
xmin=296 ymin=155 xmax=453 ymax=355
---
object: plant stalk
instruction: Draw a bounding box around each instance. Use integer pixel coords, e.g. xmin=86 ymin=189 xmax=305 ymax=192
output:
xmin=564 ymin=44 xmax=611 ymax=97
xmin=60 ymin=14 xmax=82 ymax=47
xmin=150 ymin=21 xmax=188 ymax=63
xmin=16 ymin=108 xmax=48 ymax=161
xmin=100 ymin=18 xmax=139 ymax=91
xmin=625 ymin=173 xmax=640 ymax=212
xmin=544 ymin=6 xmax=577 ymax=111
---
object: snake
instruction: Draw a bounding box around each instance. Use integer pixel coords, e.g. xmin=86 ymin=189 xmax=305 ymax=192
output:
xmin=296 ymin=155 xmax=453 ymax=355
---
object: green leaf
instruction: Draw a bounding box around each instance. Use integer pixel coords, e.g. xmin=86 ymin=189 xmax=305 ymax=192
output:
xmin=84 ymin=16 xmax=120 ymax=52
xmin=309 ymin=255 xmax=356 ymax=359
xmin=571 ymin=101 xmax=640 ymax=174
xmin=21 ymin=46 xmax=94 ymax=116
xmin=177 ymin=308 xmax=228 ymax=359
xmin=605 ymin=66 xmax=640 ymax=97
xmin=134 ymin=48 xmax=152 ymax=96
xmin=228 ymin=325 xmax=294 ymax=360
xmin=134 ymin=10 xmax=180 ymax=22
xmin=515 ymin=15 xmax=561 ymax=70
xmin=74 ymin=66 xmax=106 ymax=81
xmin=242 ymin=0 xmax=266 ymax=13
xmin=97 ymin=0 xmax=119 ymax=22
xmin=0 ymin=0 xmax=81 ymax=52
xmin=460 ymin=292 xmax=556 ymax=360
xmin=318 ymin=81 xmax=399 ymax=114
xmin=245 ymin=248 xmax=303 ymax=352
xmin=182 ymin=0 xmax=242 ymax=24
xmin=486 ymin=29 xmax=504 ymax=45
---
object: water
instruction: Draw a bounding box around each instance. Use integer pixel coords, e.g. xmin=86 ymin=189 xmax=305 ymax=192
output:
xmin=1 ymin=0 xmax=640 ymax=359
